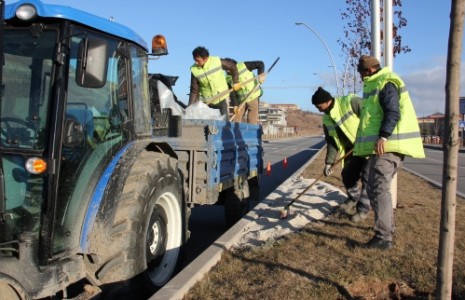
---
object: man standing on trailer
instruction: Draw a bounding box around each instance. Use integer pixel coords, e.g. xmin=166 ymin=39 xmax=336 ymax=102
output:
xmin=224 ymin=58 xmax=265 ymax=124
xmin=189 ymin=46 xmax=241 ymax=118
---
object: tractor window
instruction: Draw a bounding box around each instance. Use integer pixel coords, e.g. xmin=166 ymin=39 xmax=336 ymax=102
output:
xmin=0 ymin=28 xmax=56 ymax=245
xmin=53 ymin=31 xmax=130 ymax=253
xmin=130 ymin=45 xmax=151 ymax=135
xmin=1 ymin=29 xmax=54 ymax=150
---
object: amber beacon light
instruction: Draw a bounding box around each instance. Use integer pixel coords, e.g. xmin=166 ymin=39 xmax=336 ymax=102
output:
xmin=151 ymin=34 xmax=168 ymax=56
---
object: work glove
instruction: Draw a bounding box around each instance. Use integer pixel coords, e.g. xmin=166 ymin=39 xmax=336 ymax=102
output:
xmin=323 ymin=164 xmax=333 ymax=177
xmin=233 ymin=106 xmax=239 ymax=115
xmin=258 ymin=73 xmax=266 ymax=84
xmin=233 ymin=82 xmax=242 ymax=91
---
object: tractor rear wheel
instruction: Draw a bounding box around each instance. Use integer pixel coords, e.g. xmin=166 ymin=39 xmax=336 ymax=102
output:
xmin=95 ymin=151 xmax=183 ymax=297
xmin=0 ymin=277 xmax=28 ymax=300
xmin=224 ymin=180 xmax=249 ymax=227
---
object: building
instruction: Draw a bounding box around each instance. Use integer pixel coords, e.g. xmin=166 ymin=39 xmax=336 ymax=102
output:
xmin=268 ymin=103 xmax=300 ymax=112
xmin=418 ymin=112 xmax=444 ymax=137
xmin=258 ymin=102 xmax=287 ymax=125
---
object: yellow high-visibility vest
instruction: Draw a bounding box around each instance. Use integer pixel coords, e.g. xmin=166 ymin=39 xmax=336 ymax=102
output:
xmin=235 ymin=62 xmax=261 ymax=103
xmin=354 ymin=67 xmax=425 ymax=158
xmin=190 ymin=56 xmax=228 ymax=104
xmin=323 ymin=94 xmax=360 ymax=157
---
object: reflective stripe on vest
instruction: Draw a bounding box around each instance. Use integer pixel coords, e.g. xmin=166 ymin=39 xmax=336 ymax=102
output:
xmin=323 ymin=94 xmax=360 ymax=156
xmin=190 ymin=56 xmax=229 ymax=104
xmin=354 ymin=67 xmax=425 ymax=158
xmin=236 ymin=62 xmax=261 ymax=103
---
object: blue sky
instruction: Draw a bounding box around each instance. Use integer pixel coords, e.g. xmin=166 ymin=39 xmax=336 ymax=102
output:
xmin=6 ymin=0 xmax=464 ymax=116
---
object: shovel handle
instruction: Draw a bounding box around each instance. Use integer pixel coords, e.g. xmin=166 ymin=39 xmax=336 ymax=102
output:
xmin=284 ymin=148 xmax=354 ymax=209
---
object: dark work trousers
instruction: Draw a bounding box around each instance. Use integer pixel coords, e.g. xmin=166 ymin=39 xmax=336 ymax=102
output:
xmin=363 ymin=152 xmax=403 ymax=242
xmin=232 ymin=98 xmax=259 ymax=124
xmin=341 ymin=153 xmax=370 ymax=213
xmin=209 ymin=98 xmax=229 ymax=120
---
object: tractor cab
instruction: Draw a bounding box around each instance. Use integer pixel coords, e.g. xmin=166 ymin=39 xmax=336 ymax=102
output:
xmin=0 ymin=0 xmax=146 ymax=270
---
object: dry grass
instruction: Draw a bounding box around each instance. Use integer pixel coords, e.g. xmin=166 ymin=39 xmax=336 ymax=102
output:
xmin=184 ymin=151 xmax=465 ymax=300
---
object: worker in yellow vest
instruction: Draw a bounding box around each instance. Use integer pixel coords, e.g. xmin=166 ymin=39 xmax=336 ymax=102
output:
xmin=355 ymin=55 xmax=425 ymax=250
xmin=224 ymin=58 xmax=265 ymax=124
xmin=311 ymin=87 xmax=370 ymax=221
xmin=189 ymin=46 xmax=241 ymax=118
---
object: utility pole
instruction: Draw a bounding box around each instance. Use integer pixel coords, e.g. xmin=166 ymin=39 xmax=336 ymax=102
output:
xmin=384 ymin=0 xmax=397 ymax=209
xmin=371 ymin=0 xmax=397 ymax=208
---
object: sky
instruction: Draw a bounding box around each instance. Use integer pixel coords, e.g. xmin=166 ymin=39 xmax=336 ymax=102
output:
xmin=5 ymin=0 xmax=465 ymax=117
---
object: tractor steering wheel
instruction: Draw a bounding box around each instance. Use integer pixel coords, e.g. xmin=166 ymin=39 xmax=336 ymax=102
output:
xmin=1 ymin=117 xmax=37 ymax=147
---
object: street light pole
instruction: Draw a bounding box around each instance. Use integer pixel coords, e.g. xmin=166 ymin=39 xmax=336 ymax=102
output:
xmin=295 ymin=22 xmax=340 ymax=96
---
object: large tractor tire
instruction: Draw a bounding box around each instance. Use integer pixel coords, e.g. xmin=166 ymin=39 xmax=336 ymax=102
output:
xmin=94 ymin=151 xmax=184 ymax=297
xmin=0 ymin=280 xmax=28 ymax=300
xmin=248 ymin=176 xmax=261 ymax=203
xmin=224 ymin=180 xmax=250 ymax=227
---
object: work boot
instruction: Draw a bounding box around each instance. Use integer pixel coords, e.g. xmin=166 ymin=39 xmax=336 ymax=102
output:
xmin=351 ymin=211 xmax=368 ymax=222
xmin=339 ymin=199 xmax=357 ymax=214
xmin=364 ymin=236 xmax=393 ymax=250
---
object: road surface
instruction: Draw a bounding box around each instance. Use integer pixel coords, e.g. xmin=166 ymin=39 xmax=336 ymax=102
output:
xmin=403 ymin=146 xmax=465 ymax=197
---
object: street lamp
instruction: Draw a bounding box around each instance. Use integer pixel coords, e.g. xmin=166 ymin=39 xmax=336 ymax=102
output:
xmin=295 ymin=22 xmax=340 ymax=96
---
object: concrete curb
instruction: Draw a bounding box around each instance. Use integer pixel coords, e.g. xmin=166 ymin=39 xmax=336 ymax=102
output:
xmin=406 ymin=144 xmax=465 ymax=198
xmin=150 ymin=147 xmax=326 ymax=300
xmin=402 ymin=165 xmax=465 ymax=199
xmin=423 ymin=144 xmax=465 ymax=153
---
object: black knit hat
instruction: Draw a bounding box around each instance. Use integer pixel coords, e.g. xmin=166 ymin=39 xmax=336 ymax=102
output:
xmin=311 ymin=87 xmax=333 ymax=105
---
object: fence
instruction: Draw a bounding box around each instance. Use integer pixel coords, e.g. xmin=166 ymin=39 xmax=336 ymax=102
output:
xmin=261 ymin=124 xmax=296 ymax=140
xmin=423 ymin=135 xmax=442 ymax=144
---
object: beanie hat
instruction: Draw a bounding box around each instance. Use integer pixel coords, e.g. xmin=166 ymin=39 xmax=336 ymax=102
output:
xmin=357 ymin=55 xmax=380 ymax=71
xmin=311 ymin=87 xmax=333 ymax=105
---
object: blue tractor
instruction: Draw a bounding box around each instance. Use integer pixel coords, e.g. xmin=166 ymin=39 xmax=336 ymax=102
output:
xmin=0 ymin=1 xmax=262 ymax=299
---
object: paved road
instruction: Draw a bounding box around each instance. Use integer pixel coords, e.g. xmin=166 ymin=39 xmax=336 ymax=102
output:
xmin=403 ymin=146 xmax=465 ymax=197
xmin=182 ymin=136 xmax=325 ymax=268
xmin=260 ymin=136 xmax=325 ymax=199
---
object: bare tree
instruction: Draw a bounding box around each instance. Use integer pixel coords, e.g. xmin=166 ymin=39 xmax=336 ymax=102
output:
xmin=436 ymin=1 xmax=465 ymax=298
xmin=338 ymin=0 xmax=411 ymax=94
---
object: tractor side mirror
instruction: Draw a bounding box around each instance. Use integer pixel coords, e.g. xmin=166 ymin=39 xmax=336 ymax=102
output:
xmin=76 ymin=37 xmax=108 ymax=88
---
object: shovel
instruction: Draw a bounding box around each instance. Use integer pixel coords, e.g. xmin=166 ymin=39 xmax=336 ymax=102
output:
xmin=204 ymin=73 xmax=264 ymax=106
xmin=279 ymin=148 xmax=354 ymax=219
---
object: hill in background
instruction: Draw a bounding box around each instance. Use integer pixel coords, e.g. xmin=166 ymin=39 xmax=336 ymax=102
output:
xmin=286 ymin=110 xmax=324 ymax=136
